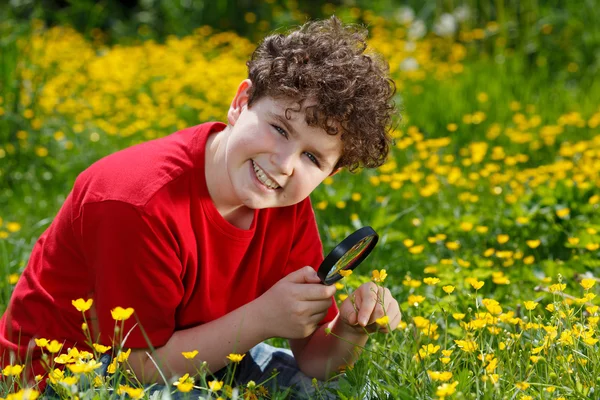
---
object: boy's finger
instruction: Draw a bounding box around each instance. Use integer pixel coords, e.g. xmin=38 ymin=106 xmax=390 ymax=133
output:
xmin=356 ymin=286 xmax=379 ymax=326
xmin=300 ymin=284 xmax=336 ymax=300
xmin=286 ymin=266 xmax=321 ymax=284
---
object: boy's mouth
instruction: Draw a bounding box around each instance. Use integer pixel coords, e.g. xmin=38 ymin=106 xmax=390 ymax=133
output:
xmin=251 ymin=160 xmax=281 ymax=190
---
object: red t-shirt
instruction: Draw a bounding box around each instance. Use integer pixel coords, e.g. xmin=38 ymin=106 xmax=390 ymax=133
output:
xmin=0 ymin=122 xmax=337 ymax=381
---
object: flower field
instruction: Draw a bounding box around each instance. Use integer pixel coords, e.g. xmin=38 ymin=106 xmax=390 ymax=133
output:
xmin=1 ymin=3 xmax=600 ymax=399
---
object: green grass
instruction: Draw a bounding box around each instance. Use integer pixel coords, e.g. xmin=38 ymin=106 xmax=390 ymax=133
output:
xmin=1 ymin=3 xmax=600 ymax=399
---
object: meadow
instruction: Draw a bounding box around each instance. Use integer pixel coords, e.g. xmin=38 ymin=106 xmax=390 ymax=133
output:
xmin=1 ymin=2 xmax=600 ymax=399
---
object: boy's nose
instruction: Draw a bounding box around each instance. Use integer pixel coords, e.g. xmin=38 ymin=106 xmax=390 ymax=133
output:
xmin=271 ymin=150 xmax=295 ymax=176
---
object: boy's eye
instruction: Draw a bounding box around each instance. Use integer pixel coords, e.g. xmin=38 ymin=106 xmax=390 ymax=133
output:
xmin=304 ymin=152 xmax=320 ymax=167
xmin=272 ymin=124 xmax=288 ymax=138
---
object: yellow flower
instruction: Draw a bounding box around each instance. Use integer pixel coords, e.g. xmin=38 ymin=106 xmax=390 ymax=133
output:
xmin=546 ymin=303 xmax=555 ymax=312
xmin=515 ymin=382 xmax=530 ymax=390
xmin=497 ymin=234 xmax=509 ymax=244
xmin=403 ymin=239 xmax=414 ymax=247
xmin=523 ymin=301 xmax=538 ymax=311
xmin=174 ymin=373 xmax=195 ymax=393
xmin=548 ymin=283 xmax=566 ymax=293
xmin=469 ymin=279 xmax=485 ymax=290
xmin=419 ymin=344 xmax=440 ymax=358
xmin=71 ymin=298 xmax=93 ymax=312
xmin=454 ymin=339 xmax=477 ymax=353
xmin=34 ymin=338 xmax=49 ymax=348
xmin=7 ymin=389 xmax=40 ymax=400
xmin=427 ymin=370 xmax=453 ymax=381
xmin=93 ymin=343 xmax=111 ymax=353
xmin=117 ymin=348 xmax=131 ymax=362
xmin=46 ymin=340 xmax=62 ymax=354
xmin=407 ymin=295 xmax=425 ymax=305
xmin=372 ymin=269 xmax=387 ymax=283
xmin=436 ymin=381 xmax=459 ymax=397
xmin=442 ymin=285 xmax=455 ymax=294
xmin=2 ymin=364 xmax=24 ymax=376
xmin=227 ymin=353 xmax=246 ymax=363
xmin=452 ymin=313 xmax=466 ymax=320
xmin=580 ymin=278 xmax=596 ymax=290
xmin=182 ymin=350 xmax=199 ymax=359
xmin=117 ymin=385 xmax=144 ymax=399
xmin=111 ymin=306 xmax=134 ymax=321
xmin=423 ymin=277 xmax=440 ymax=285
xmin=68 ymin=360 xmax=103 ymax=374
xmin=375 ymin=315 xmax=390 ymax=326
xmin=556 ymin=208 xmax=570 ymax=218
xmin=409 ymin=245 xmax=424 ymax=254
xmin=525 ymin=240 xmax=540 ymax=249
xmin=338 ymin=269 xmax=352 ymax=277
xmin=208 ymin=380 xmax=224 ymax=391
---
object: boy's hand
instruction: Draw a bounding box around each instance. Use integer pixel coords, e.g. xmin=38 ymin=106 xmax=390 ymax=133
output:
xmin=338 ymin=282 xmax=401 ymax=334
xmin=256 ymin=266 xmax=336 ymax=339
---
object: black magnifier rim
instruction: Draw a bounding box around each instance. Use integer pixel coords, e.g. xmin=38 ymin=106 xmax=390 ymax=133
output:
xmin=318 ymin=226 xmax=379 ymax=285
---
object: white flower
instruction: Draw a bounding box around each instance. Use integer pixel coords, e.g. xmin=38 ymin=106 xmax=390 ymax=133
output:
xmin=404 ymin=41 xmax=417 ymax=52
xmin=395 ymin=7 xmax=415 ymax=24
xmin=453 ymin=5 xmax=471 ymax=23
xmin=400 ymin=57 xmax=419 ymax=72
xmin=434 ymin=13 xmax=457 ymax=37
xmin=408 ymin=20 xmax=426 ymax=40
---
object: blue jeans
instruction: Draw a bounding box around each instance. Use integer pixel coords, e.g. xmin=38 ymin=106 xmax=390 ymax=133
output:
xmin=45 ymin=343 xmax=338 ymax=399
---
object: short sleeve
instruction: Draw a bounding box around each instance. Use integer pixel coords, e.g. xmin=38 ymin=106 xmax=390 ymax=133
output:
xmin=80 ymin=200 xmax=183 ymax=348
xmin=284 ymin=199 xmax=338 ymax=324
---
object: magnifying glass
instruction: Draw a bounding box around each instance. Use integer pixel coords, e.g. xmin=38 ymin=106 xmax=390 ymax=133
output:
xmin=317 ymin=226 xmax=379 ymax=285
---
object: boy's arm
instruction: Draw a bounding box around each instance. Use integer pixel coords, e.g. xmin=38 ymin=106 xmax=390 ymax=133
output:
xmin=290 ymin=282 xmax=402 ymax=380
xmin=128 ymin=266 xmax=336 ymax=383
xmin=289 ymin=315 xmax=368 ymax=381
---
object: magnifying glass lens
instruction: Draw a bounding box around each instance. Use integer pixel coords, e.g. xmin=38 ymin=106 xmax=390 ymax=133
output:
xmin=323 ymin=234 xmax=377 ymax=284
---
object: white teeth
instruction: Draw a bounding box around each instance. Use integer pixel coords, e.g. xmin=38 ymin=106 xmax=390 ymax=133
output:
xmin=252 ymin=161 xmax=280 ymax=189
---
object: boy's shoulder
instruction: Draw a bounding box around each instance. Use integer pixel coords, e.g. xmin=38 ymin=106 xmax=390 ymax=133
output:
xmin=72 ymin=122 xmax=225 ymax=210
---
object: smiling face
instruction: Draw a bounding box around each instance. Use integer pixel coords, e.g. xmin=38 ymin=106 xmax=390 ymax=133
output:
xmin=219 ymin=79 xmax=343 ymax=210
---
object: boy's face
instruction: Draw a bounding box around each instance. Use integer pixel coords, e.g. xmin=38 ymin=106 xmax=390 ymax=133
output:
xmin=224 ymin=79 xmax=342 ymax=210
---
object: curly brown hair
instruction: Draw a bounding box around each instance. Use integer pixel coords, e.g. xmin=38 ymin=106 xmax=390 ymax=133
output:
xmin=246 ymin=16 xmax=397 ymax=172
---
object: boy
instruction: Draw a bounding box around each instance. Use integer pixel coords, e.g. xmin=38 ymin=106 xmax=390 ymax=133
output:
xmin=0 ymin=16 xmax=401 ymax=398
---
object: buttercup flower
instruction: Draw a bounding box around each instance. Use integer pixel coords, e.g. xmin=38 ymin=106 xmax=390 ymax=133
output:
xmin=227 ymin=353 xmax=246 ymax=363
xmin=111 ymin=306 xmax=134 ymax=321
xmin=372 ymin=269 xmax=387 ymax=283
xmin=182 ymin=350 xmax=199 ymax=359
xmin=71 ymin=298 xmax=93 ymax=312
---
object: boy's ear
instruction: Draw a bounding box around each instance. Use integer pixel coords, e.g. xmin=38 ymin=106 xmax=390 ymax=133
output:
xmin=227 ymin=79 xmax=252 ymax=126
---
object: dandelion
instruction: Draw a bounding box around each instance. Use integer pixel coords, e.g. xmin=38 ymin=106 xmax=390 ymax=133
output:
xmin=111 ymin=306 xmax=134 ymax=321
xmin=72 ymin=298 xmax=93 ymax=312
xmin=227 ymin=353 xmax=246 ymax=363
xmin=182 ymin=350 xmax=198 ymax=359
